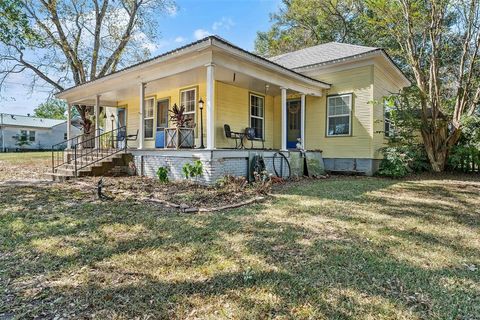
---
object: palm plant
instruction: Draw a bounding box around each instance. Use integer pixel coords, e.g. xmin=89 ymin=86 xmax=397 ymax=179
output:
xmin=169 ymin=104 xmax=190 ymax=128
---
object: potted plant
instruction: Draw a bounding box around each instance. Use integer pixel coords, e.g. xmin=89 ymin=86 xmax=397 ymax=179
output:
xmin=165 ymin=104 xmax=195 ymax=149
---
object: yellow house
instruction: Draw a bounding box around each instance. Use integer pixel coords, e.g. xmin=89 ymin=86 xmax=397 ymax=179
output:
xmin=55 ymin=36 xmax=410 ymax=183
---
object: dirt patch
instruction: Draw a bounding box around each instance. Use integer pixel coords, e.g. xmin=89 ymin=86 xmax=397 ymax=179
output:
xmin=0 ymin=152 xmax=51 ymax=181
xmin=64 ymin=176 xmax=268 ymax=211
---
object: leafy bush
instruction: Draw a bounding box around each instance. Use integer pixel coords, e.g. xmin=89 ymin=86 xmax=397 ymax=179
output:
xmin=378 ymin=145 xmax=430 ymax=178
xmin=182 ymin=160 xmax=203 ymax=181
xmin=156 ymin=166 xmax=169 ymax=183
xmin=448 ymin=145 xmax=480 ymax=172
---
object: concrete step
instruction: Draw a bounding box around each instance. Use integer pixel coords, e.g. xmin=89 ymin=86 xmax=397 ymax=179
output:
xmin=50 ymin=152 xmax=130 ymax=180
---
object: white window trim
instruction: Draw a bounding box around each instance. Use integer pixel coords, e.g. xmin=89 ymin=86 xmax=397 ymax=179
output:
xmin=180 ymin=87 xmax=197 ymax=126
xmin=249 ymin=93 xmax=265 ymax=139
xmin=384 ymin=102 xmax=396 ymax=138
xmin=326 ymin=94 xmax=352 ymax=137
xmin=144 ymin=97 xmax=155 ymax=139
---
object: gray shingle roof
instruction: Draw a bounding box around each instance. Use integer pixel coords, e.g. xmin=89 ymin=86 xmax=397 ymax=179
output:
xmin=269 ymin=42 xmax=380 ymax=69
xmin=0 ymin=113 xmax=65 ymax=128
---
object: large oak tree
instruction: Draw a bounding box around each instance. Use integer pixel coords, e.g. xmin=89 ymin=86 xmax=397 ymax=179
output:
xmin=0 ymin=0 xmax=175 ymax=131
xmin=256 ymin=0 xmax=480 ymax=172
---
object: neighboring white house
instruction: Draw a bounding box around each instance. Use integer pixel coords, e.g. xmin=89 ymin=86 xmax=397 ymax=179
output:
xmin=0 ymin=113 xmax=81 ymax=152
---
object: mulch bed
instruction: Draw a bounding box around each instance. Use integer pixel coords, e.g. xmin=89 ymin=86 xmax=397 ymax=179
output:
xmin=65 ymin=176 xmax=267 ymax=212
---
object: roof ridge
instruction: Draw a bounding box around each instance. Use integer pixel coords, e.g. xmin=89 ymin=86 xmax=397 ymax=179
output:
xmin=0 ymin=112 xmax=65 ymax=121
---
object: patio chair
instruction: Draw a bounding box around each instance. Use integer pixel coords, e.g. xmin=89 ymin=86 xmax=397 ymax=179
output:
xmin=224 ymin=124 xmax=245 ymax=149
xmin=245 ymin=127 xmax=265 ymax=149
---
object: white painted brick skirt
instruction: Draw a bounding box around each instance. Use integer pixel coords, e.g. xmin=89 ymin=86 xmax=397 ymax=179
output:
xmin=131 ymin=149 xmax=324 ymax=185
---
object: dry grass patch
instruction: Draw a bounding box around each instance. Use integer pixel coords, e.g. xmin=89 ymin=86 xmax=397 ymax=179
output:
xmin=0 ymin=152 xmax=51 ymax=181
xmin=0 ymin=174 xmax=479 ymax=319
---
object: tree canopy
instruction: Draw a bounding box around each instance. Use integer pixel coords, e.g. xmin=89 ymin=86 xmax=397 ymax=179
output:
xmin=33 ymin=98 xmax=67 ymax=119
xmin=256 ymin=0 xmax=480 ymax=172
xmin=0 ymin=0 xmax=176 ymax=128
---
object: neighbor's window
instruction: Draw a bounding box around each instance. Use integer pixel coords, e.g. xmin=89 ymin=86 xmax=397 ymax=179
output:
xmin=327 ymin=94 xmax=352 ymax=136
xmin=144 ymin=97 xmax=155 ymax=139
xmin=20 ymin=130 xmax=27 ymax=140
xmin=29 ymin=131 xmax=35 ymax=142
xmin=250 ymin=93 xmax=265 ymax=139
xmin=180 ymin=88 xmax=196 ymax=127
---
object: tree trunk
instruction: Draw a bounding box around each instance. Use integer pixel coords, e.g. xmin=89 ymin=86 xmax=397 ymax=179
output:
xmin=421 ymin=124 xmax=449 ymax=172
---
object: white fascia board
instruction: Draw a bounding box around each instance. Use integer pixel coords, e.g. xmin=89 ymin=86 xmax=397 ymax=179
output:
xmin=211 ymin=39 xmax=331 ymax=90
xmin=58 ymin=51 xmax=212 ymax=103
xmin=56 ymin=40 xmax=212 ymax=100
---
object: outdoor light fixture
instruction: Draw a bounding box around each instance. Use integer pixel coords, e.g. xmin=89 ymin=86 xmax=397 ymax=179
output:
xmin=198 ymin=98 xmax=205 ymax=149
xmin=110 ymin=114 xmax=115 ymax=148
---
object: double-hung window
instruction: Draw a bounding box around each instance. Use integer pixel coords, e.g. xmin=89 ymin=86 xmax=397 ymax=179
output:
xmin=144 ymin=97 xmax=155 ymax=139
xmin=180 ymin=88 xmax=196 ymax=127
xmin=250 ymin=93 xmax=264 ymax=139
xmin=384 ymin=101 xmax=395 ymax=138
xmin=29 ymin=131 xmax=35 ymax=142
xmin=20 ymin=130 xmax=27 ymax=141
xmin=327 ymin=94 xmax=352 ymax=136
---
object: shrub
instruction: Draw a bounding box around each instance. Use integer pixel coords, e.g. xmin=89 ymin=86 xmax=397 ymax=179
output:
xmin=156 ymin=166 xmax=169 ymax=183
xmin=378 ymin=145 xmax=430 ymax=178
xmin=448 ymin=145 xmax=480 ymax=172
xmin=182 ymin=160 xmax=203 ymax=181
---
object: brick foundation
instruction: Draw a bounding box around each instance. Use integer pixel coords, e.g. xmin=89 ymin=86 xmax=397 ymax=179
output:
xmin=130 ymin=149 xmax=325 ymax=185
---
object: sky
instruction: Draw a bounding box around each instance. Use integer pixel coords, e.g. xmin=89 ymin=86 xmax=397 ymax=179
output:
xmin=0 ymin=0 xmax=282 ymax=115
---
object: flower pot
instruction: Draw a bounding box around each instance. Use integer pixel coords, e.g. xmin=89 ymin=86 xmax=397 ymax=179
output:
xmin=165 ymin=127 xmax=194 ymax=149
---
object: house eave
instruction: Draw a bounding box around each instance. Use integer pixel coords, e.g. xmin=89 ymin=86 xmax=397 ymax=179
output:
xmin=56 ymin=36 xmax=330 ymax=101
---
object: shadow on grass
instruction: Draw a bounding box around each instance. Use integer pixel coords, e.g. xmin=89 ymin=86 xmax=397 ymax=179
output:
xmin=1 ymin=176 xmax=479 ymax=319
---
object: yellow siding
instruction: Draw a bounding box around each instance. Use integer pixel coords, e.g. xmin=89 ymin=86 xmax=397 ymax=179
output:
xmin=117 ymin=81 xmax=275 ymax=149
xmin=111 ymin=64 xmax=401 ymax=156
xmin=118 ymin=84 xmax=207 ymax=149
xmin=372 ymin=65 xmax=402 ymax=159
xmin=305 ymin=65 xmax=374 ymax=159
xmin=215 ymin=82 xmax=274 ymax=149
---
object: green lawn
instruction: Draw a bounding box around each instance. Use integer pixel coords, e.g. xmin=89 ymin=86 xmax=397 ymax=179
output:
xmin=1 ymin=175 xmax=479 ymax=319
xmin=0 ymin=152 xmax=51 ymax=181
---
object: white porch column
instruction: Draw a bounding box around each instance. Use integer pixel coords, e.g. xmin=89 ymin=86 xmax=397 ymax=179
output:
xmin=139 ymin=83 xmax=145 ymax=149
xmin=94 ymin=95 xmax=100 ymax=149
xmin=206 ymin=63 xmax=215 ymax=150
xmin=300 ymin=94 xmax=306 ymax=148
xmin=280 ymin=87 xmax=287 ymax=151
xmin=66 ymin=104 xmax=72 ymax=149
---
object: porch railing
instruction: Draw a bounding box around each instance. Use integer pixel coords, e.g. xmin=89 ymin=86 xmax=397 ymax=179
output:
xmin=51 ymin=133 xmax=85 ymax=173
xmin=51 ymin=126 xmax=127 ymax=177
xmin=73 ymin=126 xmax=127 ymax=176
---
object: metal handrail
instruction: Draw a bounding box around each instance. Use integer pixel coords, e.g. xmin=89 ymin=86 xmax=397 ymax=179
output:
xmin=51 ymin=133 xmax=86 ymax=173
xmin=73 ymin=126 xmax=127 ymax=176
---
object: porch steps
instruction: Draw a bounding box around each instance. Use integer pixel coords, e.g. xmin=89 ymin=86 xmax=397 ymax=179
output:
xmin=50 ymin=152 xmax=130 ymax=181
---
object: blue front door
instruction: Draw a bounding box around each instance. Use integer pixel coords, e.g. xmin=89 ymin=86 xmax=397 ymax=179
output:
xmin=286 ymin=99 xmax=301 ymax=149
